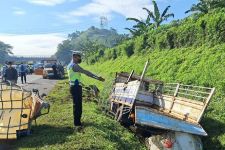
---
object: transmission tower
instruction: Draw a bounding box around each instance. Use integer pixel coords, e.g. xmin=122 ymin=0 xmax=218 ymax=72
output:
xmin=100 ymin=16 xmax=108 ymax=29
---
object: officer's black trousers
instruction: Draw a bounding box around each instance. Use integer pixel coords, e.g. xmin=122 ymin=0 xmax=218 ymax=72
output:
xmin=70 ymin=85 xmax=82 ymax=126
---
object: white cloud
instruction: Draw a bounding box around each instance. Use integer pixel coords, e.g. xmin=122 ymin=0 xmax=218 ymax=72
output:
xmin=12 ymin=7 xmax=26 ymax=16
xmin=60 ymin=0 xmax=153 ymax=23
xmin=26 ymin=0 xmax=77 ymax=6
xmin=94 ymin=0 xmax=152 ymax=18
xmin=0 ymin=33 xmax=66 ymax=56
xmin=58 ymin=14 xmax=81 ymax=24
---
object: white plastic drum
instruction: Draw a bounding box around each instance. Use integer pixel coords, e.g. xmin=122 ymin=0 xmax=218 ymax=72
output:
xmin=146 ymin=131 xmax=203 ymax=150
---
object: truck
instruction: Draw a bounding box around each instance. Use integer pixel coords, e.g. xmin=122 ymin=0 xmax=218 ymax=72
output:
xmin=109 ymin=61 xmax=215 ymax=150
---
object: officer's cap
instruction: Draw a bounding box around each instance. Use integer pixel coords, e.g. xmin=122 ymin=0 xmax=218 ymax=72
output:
xmin=72 ymin=51 xmax=82 ymax=57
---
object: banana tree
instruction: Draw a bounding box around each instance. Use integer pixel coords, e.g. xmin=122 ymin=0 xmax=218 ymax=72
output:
xmin=185 ymin=0 xmax=225 ymax=14
xmin=125 ymin=17 xmax=153 ymax=36
xmin=125 ymin=0 xmax=174 ymax=36
xmin=143 ymin=0 xmax=174 ymax=28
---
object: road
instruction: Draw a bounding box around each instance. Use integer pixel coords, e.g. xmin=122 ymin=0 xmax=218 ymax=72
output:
xmin=0 ymin=74 xmax=58 ymax=95
xmin=17 ymin=74 xmax=58 ymax=95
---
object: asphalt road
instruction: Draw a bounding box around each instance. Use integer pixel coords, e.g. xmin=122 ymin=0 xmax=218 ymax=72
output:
xmin=17 ymin=74 xmax=58 ymax=95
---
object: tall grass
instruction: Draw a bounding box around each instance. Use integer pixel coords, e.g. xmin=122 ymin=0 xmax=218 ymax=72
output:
xmin=81 ymin=44 xmax=225 ymax=150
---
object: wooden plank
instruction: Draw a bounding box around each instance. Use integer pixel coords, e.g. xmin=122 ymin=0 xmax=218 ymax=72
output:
xmin=171 ymin=102 xmax=202 ymax=121
xmin=152 ymin=95 xmax=204 ymax=123
xmin=162 ymin=95 xmax=204 ymax=106
xmin=161 ymin=96 xmax=204 ymax=110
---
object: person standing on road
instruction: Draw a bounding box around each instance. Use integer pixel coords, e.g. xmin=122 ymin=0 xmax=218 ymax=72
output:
xmin=5 ymin=62 xmax=18 ymax=84
xmin=67 ymin=52 xmax=105 ymax=129
xmin=20 ymin=62 xmax=27 ymax=84
xmin=52 ymin=63 xmax=58 ymax=79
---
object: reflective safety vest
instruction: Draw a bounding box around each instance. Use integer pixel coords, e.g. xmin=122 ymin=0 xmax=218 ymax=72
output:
xmin=67 ymin=63 xmax=81 ymax=86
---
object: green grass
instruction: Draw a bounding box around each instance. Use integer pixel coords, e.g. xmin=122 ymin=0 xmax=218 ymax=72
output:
xmin=7 ymin=44 xmax=225 ymax=150
xmin=81 ymin=44 xmax=225 ymax=150
xmin=11 ymin=80 xmax=146 ymax=150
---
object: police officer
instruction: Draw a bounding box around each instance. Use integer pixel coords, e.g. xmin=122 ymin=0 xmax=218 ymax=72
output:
xmin=67 ymin=52 xmax=105 ymax=128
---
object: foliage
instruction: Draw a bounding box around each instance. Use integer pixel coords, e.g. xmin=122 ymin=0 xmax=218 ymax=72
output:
xmin=125 ymin=0 xmax=174 ymax=36
xmin=186 ymin=0 xmax=225 ymax=14
xmin=80 ymin=8 xmax=225 ymax=150
xmin=49 ymin=8 xmax=225 ymax=149
xmin=143 ymin=0 xmax=174 ymax=28
xmin=55 ymin=40 xmax=74 ymax=64
xmin=93 ymin=8 xmax=225 ymax=59
xmin=55 ymin=27 xmax=128 ymax=64
xmin=133 ymin=35 xmax=146 ymax=54
xmin=10 ymin=80 xmax=146 ymax=150
xmin=125 ymin=16 xmax=153 ymax=36
xmin=0 ymin=41 xmax=13 ymax=64
xmin=81 ymin=44 xmax=225 ymax=150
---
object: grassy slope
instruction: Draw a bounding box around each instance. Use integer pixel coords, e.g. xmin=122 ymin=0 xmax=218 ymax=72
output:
xmin=12 ymin=80 xmax=146 ymax=150
xmin=82 ymin=44 xmax=225 ymax=150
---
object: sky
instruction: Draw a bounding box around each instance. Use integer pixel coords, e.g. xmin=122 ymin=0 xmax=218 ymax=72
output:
xmin=0 ymin=0 xmax=197 ymax=56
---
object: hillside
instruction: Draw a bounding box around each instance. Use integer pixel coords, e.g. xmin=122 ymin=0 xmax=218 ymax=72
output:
xmin=79 ymin=9 xmax=225 ymax=150
xmin=55 ymin=27 xmax=127 ymax=64
xmin=73 ymin=27 xmax=126 ymax=48
xmin=81 ymin=43 xmax=225 ymax=150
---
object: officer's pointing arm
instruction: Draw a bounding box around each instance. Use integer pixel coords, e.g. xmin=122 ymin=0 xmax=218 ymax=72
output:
xmin=73 ymin=64 xmax=104 ymax=81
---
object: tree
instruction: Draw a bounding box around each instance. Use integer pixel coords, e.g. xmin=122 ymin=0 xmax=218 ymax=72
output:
xmin=68 ymin=31 xmax=81 ymax=40
xmin=0 ymin=41 xmax=13 ymax=64
xmin=55 ymin=40 xmax=74 ymax=64
xmin=55 ymin=27 xmax=127 ymax=64
xmin=143 ymin=0 xmax=174 ymax=28
xmin=125 ymin=17 xmax=153 ymax=36
xmin=125 ymin=0 xmax=174 ymax=36
xmin=185 ymin=0 xmax=225 ymax=14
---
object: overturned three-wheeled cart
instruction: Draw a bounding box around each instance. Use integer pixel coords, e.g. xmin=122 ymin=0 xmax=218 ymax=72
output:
xmin=0 ymin=82 xmax=50 ymax=140
xmin=109 ymin=61 xmax=215 ymax=150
